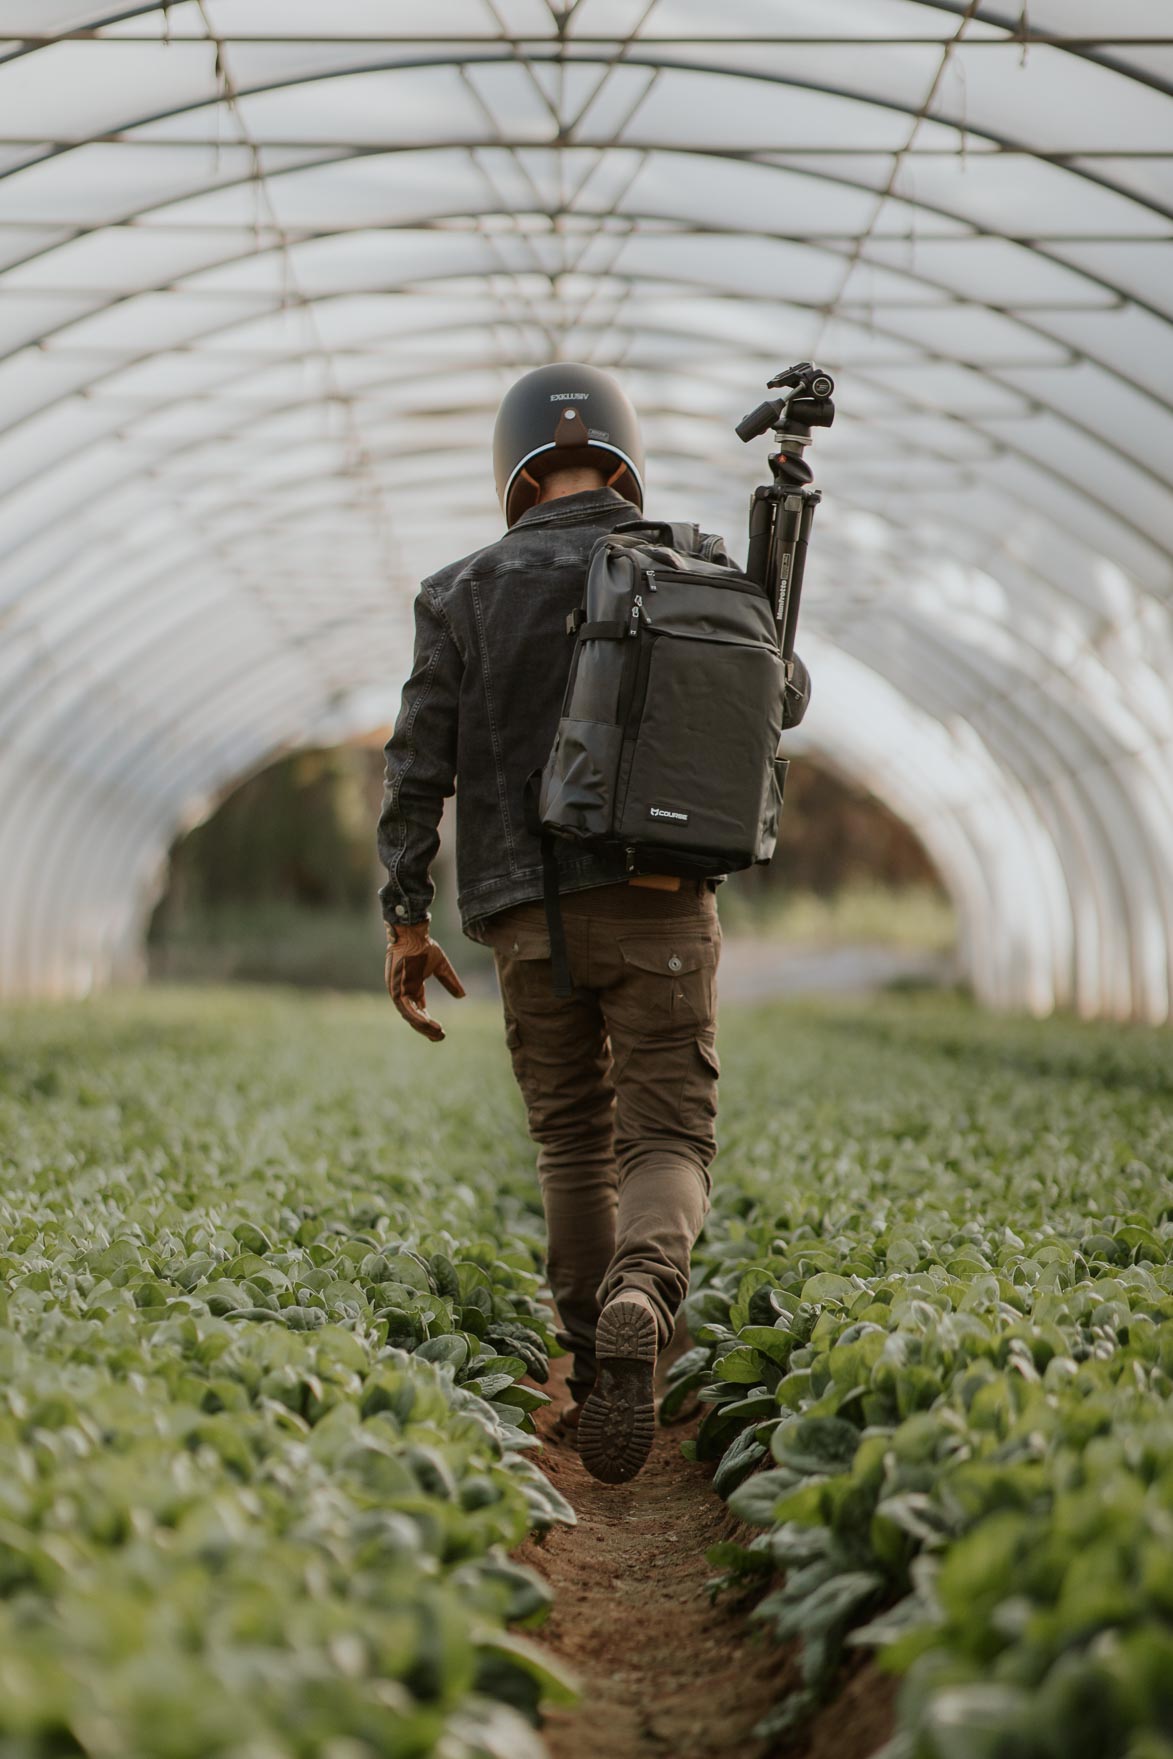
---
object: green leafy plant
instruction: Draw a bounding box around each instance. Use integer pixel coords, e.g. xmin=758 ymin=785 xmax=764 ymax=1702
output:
xmin=0 ymin=989 xmax=574 ymax=1758
xmin=679 ymin=995 xmax=1173 ymax=1758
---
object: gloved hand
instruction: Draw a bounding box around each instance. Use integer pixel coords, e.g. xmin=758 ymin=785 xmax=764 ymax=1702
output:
xmin=385 ymin=919 xmax=466 ymax=1043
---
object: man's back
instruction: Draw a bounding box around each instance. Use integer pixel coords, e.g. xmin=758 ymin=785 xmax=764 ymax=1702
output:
xmin=378 ymin=486 xmax=650 ymax=937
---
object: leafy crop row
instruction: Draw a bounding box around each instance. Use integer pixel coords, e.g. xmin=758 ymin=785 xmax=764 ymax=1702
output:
xmin=676 ymin=998 xmax=1173 ymax=1759
xmin=0 ymin=990 xmax=574 ymax=1759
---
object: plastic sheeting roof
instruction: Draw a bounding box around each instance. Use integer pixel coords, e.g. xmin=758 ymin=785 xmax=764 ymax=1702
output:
xmin=1 ymin=1 xmax=1171 ymax=1016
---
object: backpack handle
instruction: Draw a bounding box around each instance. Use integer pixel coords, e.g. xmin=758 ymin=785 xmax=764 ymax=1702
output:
xmin=611 ymin=517 xmax=701 ymax=554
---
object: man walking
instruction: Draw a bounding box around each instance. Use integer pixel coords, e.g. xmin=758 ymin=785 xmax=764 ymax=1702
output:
xmin=377 ymin=364 xmax=809 ymax=1483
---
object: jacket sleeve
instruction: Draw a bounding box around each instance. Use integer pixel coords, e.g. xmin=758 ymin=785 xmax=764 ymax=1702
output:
xmin=782 ymin=651 xmax=812 ymax=730
xmin=377 ymin=585 xmax=462 ymax=927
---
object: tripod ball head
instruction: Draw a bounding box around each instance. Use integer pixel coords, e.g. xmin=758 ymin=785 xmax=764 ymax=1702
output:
xmin=736 ymin=362 xmax=836 ymax=442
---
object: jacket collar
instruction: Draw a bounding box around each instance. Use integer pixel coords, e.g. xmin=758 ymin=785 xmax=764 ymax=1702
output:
xmin=509 ymin=487 xmax=636 ymax=529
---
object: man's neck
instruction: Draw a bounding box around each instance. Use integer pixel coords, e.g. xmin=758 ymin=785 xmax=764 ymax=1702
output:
xmin=536 ymin=467 xmax=609 ymax=503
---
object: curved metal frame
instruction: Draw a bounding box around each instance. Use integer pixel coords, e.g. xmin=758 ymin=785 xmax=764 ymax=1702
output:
xmin=1 ymin=1 xmax=1171 ymax=1015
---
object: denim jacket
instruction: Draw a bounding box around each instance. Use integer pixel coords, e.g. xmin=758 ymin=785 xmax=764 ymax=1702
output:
xmin=377 ymin=487 xmax=810 ymax=939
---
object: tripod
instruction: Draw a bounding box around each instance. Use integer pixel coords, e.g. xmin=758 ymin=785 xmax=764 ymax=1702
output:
xmin=738 ymin=363 xmax=836 ymax=670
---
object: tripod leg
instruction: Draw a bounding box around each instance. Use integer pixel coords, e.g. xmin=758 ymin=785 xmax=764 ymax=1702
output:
xmin=767 ymin=494 xmax=804 ymax=638
xmin=780 ymin=495 xmax=820 ymax=662
xmin=745 ymin=485 xmax=777 ymax=587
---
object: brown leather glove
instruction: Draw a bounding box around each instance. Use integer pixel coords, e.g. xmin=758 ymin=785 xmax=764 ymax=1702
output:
xmin=385 ymin=919 xmax=466 ymax=1043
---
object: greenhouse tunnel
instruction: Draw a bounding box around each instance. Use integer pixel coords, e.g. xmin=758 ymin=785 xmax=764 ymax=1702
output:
xmin=1 ymin=0 xmax=1171 ymax=1019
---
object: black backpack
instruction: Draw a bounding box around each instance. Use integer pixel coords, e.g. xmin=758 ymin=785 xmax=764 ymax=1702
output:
xmin=529 ymin=520 xmax=790 ymax=992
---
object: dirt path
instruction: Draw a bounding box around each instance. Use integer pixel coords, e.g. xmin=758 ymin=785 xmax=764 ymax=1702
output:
xmin=518 ymin=1355 xmax=896 ymax=1759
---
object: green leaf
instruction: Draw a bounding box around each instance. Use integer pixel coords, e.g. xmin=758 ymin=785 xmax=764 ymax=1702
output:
xmin=492 ymin=1383 xmax=551 ymax=1414
xmin=800 ymin=1272 xmax=861 ymax=1305
xmin=416 ymin=1334 xmax=470 ymax=1372
xmin=476 ymin=1631 xmax=578 ymax=1708
xmin=714 ymin=1345 xmax=766 ymax=1384
xmin=728 ymin=1467 xmax=800 ymax=1528
xmin=737 ymin=1324 xmax=798 ymax=1366
xmin=714 ymin=1427 xmax=768 ymax=1497
xmin=695 ymin=1391 xmax=776 ymax=1460
xmin=232 ymin=1222 xmax=273 ymax=1255
xmin=920 ymin=1685 xmax=1038 ymax=1759
xmin=772 ymin=1415 xmax=861 ymax=1476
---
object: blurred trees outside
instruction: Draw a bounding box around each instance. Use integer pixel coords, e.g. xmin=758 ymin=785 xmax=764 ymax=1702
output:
xmin=156 ymin=747 xmax=377 ymax=913
xmin=148 ymin=746 xmax=389 ymax=990
xmin=148 ymin=744 xmax=953 ymax=991
xmin=718 ymin=762 xmax=955 ymax=952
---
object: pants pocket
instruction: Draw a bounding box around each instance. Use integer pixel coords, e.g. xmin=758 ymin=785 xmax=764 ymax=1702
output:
xmin=616 ymin=931 xmax=719 ymax=1027
xmin=682 ymin=1033 xmax=720 ymax=1133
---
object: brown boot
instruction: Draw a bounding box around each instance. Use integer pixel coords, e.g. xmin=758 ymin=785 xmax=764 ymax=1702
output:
xmin=578 ymin=1294 xmax=658 ymax=1484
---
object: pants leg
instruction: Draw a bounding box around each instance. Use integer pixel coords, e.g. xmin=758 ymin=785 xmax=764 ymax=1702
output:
xmin=484 ymin=884 xmax=721 ymax=1376
xmin=592 ymin=890 xmax=721 ymax=1345
xmin=486 ymin=911 xmax=618 ymax=1402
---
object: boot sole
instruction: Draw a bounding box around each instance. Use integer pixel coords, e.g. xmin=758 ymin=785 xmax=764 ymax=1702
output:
xmin=578 ymin=1301 xmax=658 ymax=1484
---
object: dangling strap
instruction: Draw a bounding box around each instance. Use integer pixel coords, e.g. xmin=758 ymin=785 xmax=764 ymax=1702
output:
xmin=524 ymin=771 xmax=573 ymax=997
xmin=540 ymin=835 xmax=573 ymax=999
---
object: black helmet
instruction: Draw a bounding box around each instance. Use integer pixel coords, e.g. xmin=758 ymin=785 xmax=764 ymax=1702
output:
xmin=492 ymin=362 xmax=645 ymax=527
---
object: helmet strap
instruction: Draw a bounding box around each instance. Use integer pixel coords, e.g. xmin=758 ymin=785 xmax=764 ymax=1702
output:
xmin=507 ymin=464 xmax=541 ymax=523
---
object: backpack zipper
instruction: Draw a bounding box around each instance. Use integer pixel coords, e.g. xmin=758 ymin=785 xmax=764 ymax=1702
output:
xmin=642 ymin=564 xmax=766 ymax=600
xmin=622 ymin=625 xmax=657 ymax=740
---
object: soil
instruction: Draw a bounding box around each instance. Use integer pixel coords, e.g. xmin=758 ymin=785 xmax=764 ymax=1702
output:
xmin=517 ymin=1349 xmax=898 ymax=1759
xmin=799 ymin=1654 xmax=899 ymax=1759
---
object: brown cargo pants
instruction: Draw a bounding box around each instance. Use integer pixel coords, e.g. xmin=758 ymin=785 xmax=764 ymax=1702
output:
xmin=481 ymin=879 xmax=721 ymax=1401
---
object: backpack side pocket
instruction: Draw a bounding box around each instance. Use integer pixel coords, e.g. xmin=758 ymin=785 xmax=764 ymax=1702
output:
xmin=539 ymin=718 xmax=624 ymax=838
